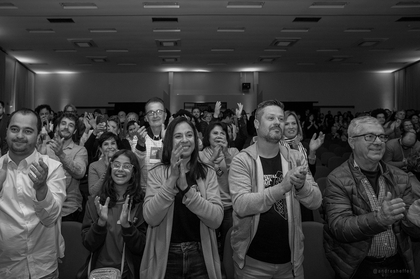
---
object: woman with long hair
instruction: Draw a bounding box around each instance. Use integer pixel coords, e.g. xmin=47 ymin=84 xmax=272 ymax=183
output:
xmin=199 ymin=121 xmax=239 ymax=258
xmin=140 ymin=117 xmax=223 ymax=279
xmin=81 ymin=149 xmax=146 ymax=279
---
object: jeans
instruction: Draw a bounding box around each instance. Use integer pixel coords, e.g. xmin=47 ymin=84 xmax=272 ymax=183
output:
xmin=234 ymin=256 xmax=304 ymax=279
xmin=164 ymin=242 xmax=209 ymax=279
xmin=218 ymin=207 xmax=233 ymax=260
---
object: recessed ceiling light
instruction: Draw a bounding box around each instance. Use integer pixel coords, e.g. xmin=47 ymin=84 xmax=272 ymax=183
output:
xmin=270 ymin=38 xmax=300 ymax=47
xmin=211 ymin=49 xmax=235 ymax=52
xmin=264 ymin=49 xmax=287 ymax=52
xmin=144 ymin=2 xmax=179 ymax=8
xmin=69 ymin=39 xmax=97 ymax=48
xmin=345 ymin=28 xmax=373 ymax=32
xmin=281 ymin=28 xmax=309 ymax=33
xmin=89 ymin=29 xmax=117 ymax=33
xmin=60 ymin=3 xmax=98 ymax=9
xmin=156 ymin=39 xmax=180 ymax=47
xmin=153 ymin=28 xmax=181 ymax=32
xmin=158 ymin=49 xmax=181 ymax=52
xmin=227 ymin=2 xmax=264 ymax=8
xmin=54 ymin=49 xmax=77 ymax=52
xmin=310 ymin=2 xmax=347 ymax=8
xmin=392 ymin=1 xmax=420 ymax=8
xmin=217 ymin=27 xmax=245 ymax=32
xmin=161 ymin=56 xmax=180 ymax=63
xmin=0 ymin=3 xmax=17 ymax=9
xmin=259 ymin=56 xmax=280 ymax=63
xmin=106 ymin=49 xmax=128 ymax=53
xmin=91 ymin=58 xmax=108 ymax=63
xmin=27 ymin=29 xmax=55 ymax=33
xmin=48 ymin=18 xmax=74 ymax=23
xmin=317 ymin=49 xmax=340 ymax=52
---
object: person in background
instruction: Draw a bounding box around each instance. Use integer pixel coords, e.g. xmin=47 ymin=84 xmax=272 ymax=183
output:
xmin=199 ymin=121 xmax=239 ymax=260
xmin=192 ymin=106 xmax=202 ymax=133
xmin=140 ymin=117 xmax=223 ymax=279
xmin=229 ymin=100 xmax=322 ymax=278
xmin=323 ymin=116 xmax=420 ymax=279
xmin=383 ymin=130 xmax=420 ymax=171
xmin=118 ymin=110 xmax=127 ymax=139
xmin=282 ymin=110 xmax=325 ymax=221
xmin=35 ymin=104 xmax=55 ymax=139
xmin=126 ymin=120 xmax=139 ymax=152
xmin=81 ymin=149 xmax=146 ymax=279
xmin=63 ymin=103 xmax=77 ymax=115
xmin=88 ymin=132 xmax=119 ymax=196
xmin=45 ymin=112 xmax=88 ymax=222
xmin=371 ymin=108 xmax=387 ymax=127
xmin=303 ymin=112 xmax=319 ymax=139
xmin=384 ymin=109 xmax=406 ymax=139
xmin=0 ymin=108 xmax=66 ymax=278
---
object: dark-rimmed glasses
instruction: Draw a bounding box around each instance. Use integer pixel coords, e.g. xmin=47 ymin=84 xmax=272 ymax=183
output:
xmin=351 ymin=133 xmax=388 ymax=143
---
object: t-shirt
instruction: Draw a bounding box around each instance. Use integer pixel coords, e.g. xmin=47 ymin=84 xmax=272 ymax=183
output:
xmin=170 ymin=172 xmax=201 ymax=243
xmin=246 ymin=152 xmax=291 ymax=264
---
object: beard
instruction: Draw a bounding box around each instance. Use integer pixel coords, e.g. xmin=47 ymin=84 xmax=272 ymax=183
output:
xmin=58 ymin=129 xmax=73 ymax=140
xmin=263 ymin=127 xmax=283 ymax=144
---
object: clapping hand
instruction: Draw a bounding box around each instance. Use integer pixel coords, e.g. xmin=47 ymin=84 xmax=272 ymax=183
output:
xmin=119 ymin=195 xmax=132 ymax=228
xmin=49 ymin=133 xmax=65 ymax=157
xmin=309 ymin=132 xmax=325 ymax=152
xmin=95 ymin=196 xmax=110 ymax=226
xmin=170 ymin=142 xmax=187 ymax=190
xmin=136 ymin=126 xmax=147 ymax=147
xmin=0 ymin=156 xmax=8 ymax=192
xmin=378 ymin=192 xmax=406 ymax=226
xmin=235 ymin=103 xmax=244 ymax=119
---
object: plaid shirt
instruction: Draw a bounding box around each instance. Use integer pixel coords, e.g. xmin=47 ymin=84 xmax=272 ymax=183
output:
xmin=354 ymin=161 xmax=397 ymax=258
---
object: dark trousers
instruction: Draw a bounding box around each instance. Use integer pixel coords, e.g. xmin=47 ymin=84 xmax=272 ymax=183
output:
xmin=352 ymin=254 xmax=411 ymax=279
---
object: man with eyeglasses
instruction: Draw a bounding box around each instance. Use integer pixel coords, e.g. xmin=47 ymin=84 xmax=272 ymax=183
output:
xmin=323 ymin=116 xmax=420 ymax=279
xmin=383 ymin=130 xmax=420 ymax=171
xmin=134 ymin=97 xmax=167 ymax=191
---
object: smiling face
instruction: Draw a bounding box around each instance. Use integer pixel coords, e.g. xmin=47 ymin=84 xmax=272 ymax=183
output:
xmin=107 ymin=120 xmax=119 ymax=135
xmin=7 ymin=112 xmax=39 ymax=160
xmin=173 ymin=121 xmax=195 ymax=160
xmin=145 ymin=102 xmax=166 ymax=128
xmin=100 ymin=137 xmax=118 ymax=158
xmin=209 ymin=125 xmax=227 ymax=148
xmin=284 ymin=114 xmax=298 ymax=139
xmin=350 ymin=122 xmax=385 ymax=165
xmin=255 ymin=105 xmax=284 ymax=144
xmin=111 ymin=154 xmax=133 ymax=186
xmin=57 ymin=117 xmax=76 ymax=140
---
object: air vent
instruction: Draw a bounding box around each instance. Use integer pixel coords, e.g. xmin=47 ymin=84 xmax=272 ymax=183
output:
xmin=161 ymin=56 xmax=180 ymax=63
xmin=270 ymin=38 xmax=300 ymax=47
xmin=68 ymin=39 xmax=97 ymax=48
xmin=152 ymin=17 xmax=178 ymax=22
xmin=48 ymin=18 xmax=74 ymax=23
xmin=396 ymin=17 xmax=420 ymax=22
xmin=293 ymin=17 xmax=321 ymax=22
xmin=156 ymin=39 xmax=180 ymax=47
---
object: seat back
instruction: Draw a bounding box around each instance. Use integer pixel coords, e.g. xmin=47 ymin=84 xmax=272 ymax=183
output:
xmin=59 ymin=221 xmax=90 ymax=279
xmin=333 ymin=146 xmax=345 ymax=157
xmin=328 ymin=156 xmax=346 ymax=172
xmin=302 ymin=222 xmax=335 ymax=279
xmin=314 ymin=166 xmax=331 ymax=181
xmin=223 ymin=227 xmax=235 ymax=279
xmin=321 ymin=152 xmax=336 ymax=166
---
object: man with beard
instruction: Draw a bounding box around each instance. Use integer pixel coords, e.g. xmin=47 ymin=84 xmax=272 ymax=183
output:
xmin=46 ymin=112 xmax=88 ymax=222
xmin=229 ymin=99 xmax=322 ymax=278
xmin=323 ymin=116 xmax=420 ymax=279
xmin=0 ymin=108 xmax=66 ymax=278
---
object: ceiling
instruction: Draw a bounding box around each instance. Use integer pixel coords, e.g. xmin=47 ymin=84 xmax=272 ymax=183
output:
xmin=0 ymin=0 xmax=419 ymax=74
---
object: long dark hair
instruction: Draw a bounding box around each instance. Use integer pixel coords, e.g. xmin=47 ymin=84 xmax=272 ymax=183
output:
xmin=99 ymin=149 xmax=143 ymax=208
xmin=160 ymin=117 xmax=207 ymax=181
xmin=202 ymin=121 xmax=230 ymax=148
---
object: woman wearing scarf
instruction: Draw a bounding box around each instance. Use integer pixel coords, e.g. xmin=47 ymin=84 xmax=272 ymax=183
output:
xmin=282 ymin=110 xmax=325 ymax=221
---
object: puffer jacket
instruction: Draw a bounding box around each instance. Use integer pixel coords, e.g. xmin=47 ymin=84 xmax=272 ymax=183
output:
xmin=323 ymin=155 xmax=420 ymax=279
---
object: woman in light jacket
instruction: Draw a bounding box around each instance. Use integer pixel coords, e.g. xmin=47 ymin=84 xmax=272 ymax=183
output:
xmin=140 ymin=117 xmax=223 ymax=279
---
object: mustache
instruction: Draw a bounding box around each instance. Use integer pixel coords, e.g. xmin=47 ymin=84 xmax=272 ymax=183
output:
xmin=270 ymin=125 xmax=282 ymax=130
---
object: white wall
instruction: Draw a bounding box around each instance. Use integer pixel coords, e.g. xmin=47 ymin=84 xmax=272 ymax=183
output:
xmin=34 ymin=71 xmax=394 ymax=114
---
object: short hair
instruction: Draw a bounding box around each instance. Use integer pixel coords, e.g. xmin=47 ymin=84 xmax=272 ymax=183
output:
xmin=35 ymin=104 xmax=52 ymax=115
xmin=347 ymin=116 xmax=381 ymax=138
xmin=126 ymin=120 xmax=137 ymax=131
xmin=173 ymin=109 xmax=193 ymax=120
xmin=98 ymin=132 xmax=119 ymax=147
xmin=63 ymin=103 xmax=77 ymax=114
xmin=126 ymin=112 xmax=139 ymax=122
xmin=371 ymin=108 xmax=387 ymax=118
xmin=8 ymin=108 xmax=42 ymax=134
xmin=107 ymin=115 xmax=121 ymax=127
xmin=255 ymin=99 xmax=285 ymax=121
xmin=93 ymin=108 xmax=102 ymax=114
xmin=221 ymin=109 xmax=234 ymax=119
xmin=56 ymin=112 xmax=78 ymax=128
xmin=202 ymin=121 xmax=230 ymax=148
xmin=145 ymin=97 xmax=165 ymax=112
xmin=191 ymin=107 xmax=201 ymax=113
xmin=284 ymin=110 xmax=303 ymax=137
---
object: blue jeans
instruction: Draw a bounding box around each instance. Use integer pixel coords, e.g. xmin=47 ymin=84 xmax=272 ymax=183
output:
xmin=165 ymin=242 xmax=209 ymax=279
xmin=234 ymin=256 xmax=304 ymax=279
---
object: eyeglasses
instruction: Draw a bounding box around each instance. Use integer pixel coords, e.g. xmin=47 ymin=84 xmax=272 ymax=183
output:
xmin=111 ymin=161 xmax=134 ymax=171
xmin=146 ymin=109 xmax=164 ymax=117
xmin=351 ymin=133 xmax=389 ymax=143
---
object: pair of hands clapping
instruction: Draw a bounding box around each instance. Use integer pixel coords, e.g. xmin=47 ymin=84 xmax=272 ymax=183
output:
xmin=95 ymin=195 xmax=132 ymax=228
